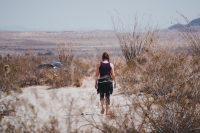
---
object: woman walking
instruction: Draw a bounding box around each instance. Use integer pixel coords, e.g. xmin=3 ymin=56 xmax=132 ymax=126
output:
xmin=95 ymin=52 xmax=116 ymax=115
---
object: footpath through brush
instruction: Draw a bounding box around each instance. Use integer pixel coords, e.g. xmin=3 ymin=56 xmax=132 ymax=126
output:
xmin=1 ymin=77 xmax=130 ymax=132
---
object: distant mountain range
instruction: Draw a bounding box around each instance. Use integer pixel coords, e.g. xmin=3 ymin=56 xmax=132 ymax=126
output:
xmin=168 ymin=18 xmax=200 ymax=32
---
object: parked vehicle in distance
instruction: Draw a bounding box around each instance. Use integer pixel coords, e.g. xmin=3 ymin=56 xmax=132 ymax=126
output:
xmin=37 ymin=61 xmax=63 ymax=69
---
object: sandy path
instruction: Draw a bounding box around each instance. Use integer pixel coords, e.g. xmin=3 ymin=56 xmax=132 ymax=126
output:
xmin=1 ymin=77 xmax=130 ymax=132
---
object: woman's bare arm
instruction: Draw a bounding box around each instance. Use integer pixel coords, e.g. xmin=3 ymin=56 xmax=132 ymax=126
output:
xmin=110 ymin=63 xmax=116 ymax=88
xmin=95 ymin=63 xmax=100 ymax=88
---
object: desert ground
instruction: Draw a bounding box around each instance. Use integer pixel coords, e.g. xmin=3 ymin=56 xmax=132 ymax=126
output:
xmin=0 ymin=31 xmax=121 ymax=57
xmin=0 ymin=31 xmax=186 ymax=57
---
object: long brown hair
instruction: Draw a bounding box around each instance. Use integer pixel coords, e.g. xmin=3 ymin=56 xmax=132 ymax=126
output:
xmin=102 ymin=52 xmax=109 ymax=62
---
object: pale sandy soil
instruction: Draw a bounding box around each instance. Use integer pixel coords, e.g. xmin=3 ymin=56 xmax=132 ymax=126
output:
xmin=1 ymin=77 xmax=133 ymax=132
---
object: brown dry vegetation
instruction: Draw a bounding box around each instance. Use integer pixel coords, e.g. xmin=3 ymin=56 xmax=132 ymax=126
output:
xmin=116 ymin=49 xmax=200 ymax=133
xmin=0 ymin=49 xmax=90 ymax=94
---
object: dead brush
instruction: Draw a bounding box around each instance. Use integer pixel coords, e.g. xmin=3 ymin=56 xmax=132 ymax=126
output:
xmin=117 ymin=48 xmax=200 ymax=133
xmin=117 ymin=52 xmax=149 ymax=94
xmin=0 ymin=49 xmax=90 ymax=93
xmin=72 ymin=58 xmax=90 ymax=87
xmin=112 ymin=56 xmax=125 ymax=77
xmin=57 ymin=47 xmax=74 ymax=65
xmin=114 ymin=17 xmax=158 ymax=64
xmin=0 ymin=54 xmax=41 ymax=93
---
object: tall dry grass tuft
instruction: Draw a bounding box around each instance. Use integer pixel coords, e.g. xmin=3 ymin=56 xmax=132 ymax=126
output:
xmin=72 ymin=59 xmax=90 ymax=87
xmin=57 ymin=47 xmax=74 ymax=65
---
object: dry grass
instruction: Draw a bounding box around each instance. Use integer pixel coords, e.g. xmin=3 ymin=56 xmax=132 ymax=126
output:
xmin=72 ymin=58 xmax=90 ymax=87
xmin=0 ymin=50 xmax=90 ymax=94
xmin=115 ymin=47 xmax=200 ymax=132
xmin=181 ymin=31 xmax=200 ymax=56
xmin=0 ymin=54 xmax=42 ymax=93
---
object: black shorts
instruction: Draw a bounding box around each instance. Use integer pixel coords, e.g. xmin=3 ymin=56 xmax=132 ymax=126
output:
xmin=97 ymin=81 xmax=113 ymax=105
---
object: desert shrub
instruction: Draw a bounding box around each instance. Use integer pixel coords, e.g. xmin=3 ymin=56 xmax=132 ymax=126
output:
xmin=58 ymin=48 xmax=74 ymax=63
xmin=0 ymin=54 xmax=42 ymax=93
xmin=118 ymin=48 xmax=200 ymax=133
xmin=112 ymin=57 xmax=125 ymax=77
xmin=0 ymin=50 xmax=90 ymax=93
xmin=117 ymin=50 xmax=149 ymax=94
xmin=114 ymin=18 xmax=158 ymax=64
xmin=72 ymin=58 xmax=90 ymax=87
xmin=38 ymin=49 xmax=74 ymax=88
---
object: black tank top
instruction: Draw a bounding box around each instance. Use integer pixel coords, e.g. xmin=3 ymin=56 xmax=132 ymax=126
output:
xmin=99 ymin=62 xmax=111 ymax=77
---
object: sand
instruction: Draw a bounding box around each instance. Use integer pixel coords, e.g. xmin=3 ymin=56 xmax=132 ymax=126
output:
xmin=1 ymin=77 xmax=130 ymax=132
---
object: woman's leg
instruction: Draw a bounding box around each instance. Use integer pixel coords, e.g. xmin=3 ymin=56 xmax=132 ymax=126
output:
xmin=105 ymin=93 xmax=110 ymax=115
xmin=100 ymin=93 xmax=105 ymax=114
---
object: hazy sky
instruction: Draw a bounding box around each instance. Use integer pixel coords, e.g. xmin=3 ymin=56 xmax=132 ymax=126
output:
xmin=0 ymin=0 xmax=200 ymax=31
